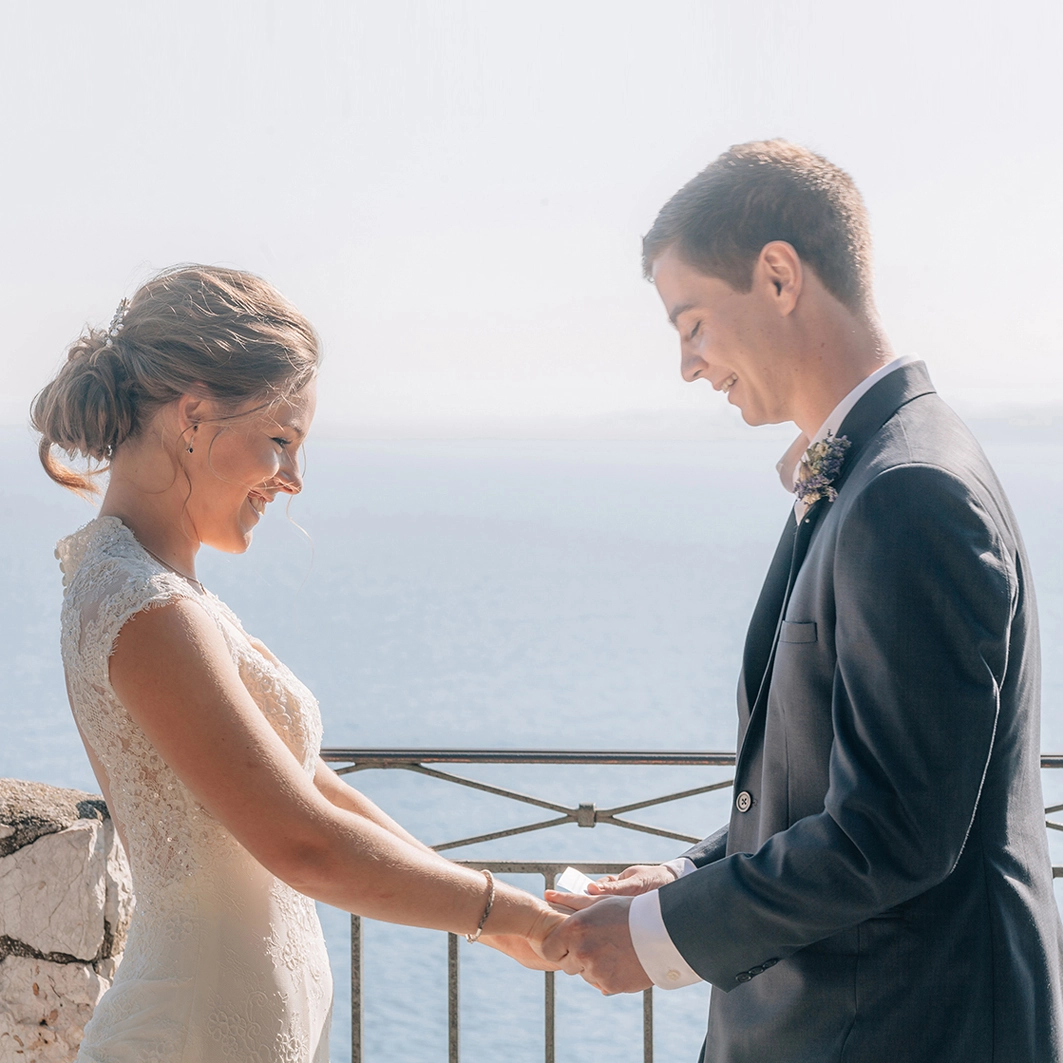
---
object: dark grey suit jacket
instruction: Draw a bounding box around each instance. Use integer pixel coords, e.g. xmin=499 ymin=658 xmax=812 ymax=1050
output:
xmin=658 ymin=362 xmax=1063 ymax=1062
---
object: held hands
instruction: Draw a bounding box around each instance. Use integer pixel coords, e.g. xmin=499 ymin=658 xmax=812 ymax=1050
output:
xmin=539 ymin=895 xmax=652 ymax=995
xmin=480 ymin=905 xmax=568 ymax=972
xmin=482 ymin=863 xmax=675 ymax=990
xmin=533 ymin=862 xmax=677 ymax=995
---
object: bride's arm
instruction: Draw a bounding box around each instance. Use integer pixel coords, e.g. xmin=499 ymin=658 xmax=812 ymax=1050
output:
xmin=312 ymin=760 xmax=438 ymax=857
xmin=311 ymin=759 xmax=563 ymax=969
xmin=108 ymin=598 xmax=565 ymax=958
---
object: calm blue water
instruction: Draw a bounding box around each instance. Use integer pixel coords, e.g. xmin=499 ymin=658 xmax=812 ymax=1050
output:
xmin=3 ymin=420 xmax=1061 ymax=1062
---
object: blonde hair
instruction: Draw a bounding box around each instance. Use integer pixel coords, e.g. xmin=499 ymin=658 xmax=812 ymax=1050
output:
xmin=32 ymin=265 xmax=320 ymax=495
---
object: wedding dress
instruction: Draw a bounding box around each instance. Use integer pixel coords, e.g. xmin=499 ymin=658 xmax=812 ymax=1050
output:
xmin=58 ymin=516 xmax=333 ymax=1063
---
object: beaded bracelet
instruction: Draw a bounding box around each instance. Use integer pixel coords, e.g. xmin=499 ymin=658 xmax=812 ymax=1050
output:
xmin=465 ymin=869 xmax=495 ymax=943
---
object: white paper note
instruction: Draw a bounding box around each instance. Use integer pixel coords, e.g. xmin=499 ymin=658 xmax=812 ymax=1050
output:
xmin=556 ymin=866 xmax=595 ymax=895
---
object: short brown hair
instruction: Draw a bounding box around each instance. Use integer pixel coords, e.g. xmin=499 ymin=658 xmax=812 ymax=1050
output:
xmin=642 ymin=140 xmax=873 ymax=312
xmin=32 ymin=264 xmax=320 ymax=495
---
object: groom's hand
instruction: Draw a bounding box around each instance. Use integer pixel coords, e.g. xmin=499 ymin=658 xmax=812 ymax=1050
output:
xmin=543 ymin=863 xmax=677 ymax=913
xmin=587 ymin=863 xmax=679 ymax=896
xmin=541 ymin=896 xmax=652 ymax=995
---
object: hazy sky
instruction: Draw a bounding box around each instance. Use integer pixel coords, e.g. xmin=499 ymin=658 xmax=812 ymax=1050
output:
xmin=2 ymin=0 xmax=1060 ymax=431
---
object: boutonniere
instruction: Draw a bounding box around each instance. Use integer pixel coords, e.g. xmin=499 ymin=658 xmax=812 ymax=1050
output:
xmin=794 ymin=432 xmax=851 ymax=507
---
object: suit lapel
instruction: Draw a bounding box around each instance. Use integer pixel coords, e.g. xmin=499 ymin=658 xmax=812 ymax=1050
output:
xmin=738 ymin=500 xmax=827 ymax=732
xmin=734 ymin=361 xmax=937 ymax=759
xmin=737 ymin=516 xmax=796 ymax=719
xmin=829 ymin=360 xmax=936 ymax=492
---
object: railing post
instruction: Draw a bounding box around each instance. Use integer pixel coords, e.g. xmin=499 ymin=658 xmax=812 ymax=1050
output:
xmin=449 ymin=933 xmax=460 ymax=1063
xmin=544 ymin=869 xmax=557 ymax=1063
xmin=351 ymin=915 xmax=363 ymax=1063
xmin=544 ymin=970 xmax=555 ymax=1063
xmin=643 ymin=988 xmax=653 ymax=1063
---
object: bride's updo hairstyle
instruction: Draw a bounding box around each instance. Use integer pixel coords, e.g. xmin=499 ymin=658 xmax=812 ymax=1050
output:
xmin=32 ymin=264 xmax=319 ymax=495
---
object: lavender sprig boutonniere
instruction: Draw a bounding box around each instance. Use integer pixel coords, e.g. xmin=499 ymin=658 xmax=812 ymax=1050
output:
xmin=794 ymin=431 xmax=851 ymax=507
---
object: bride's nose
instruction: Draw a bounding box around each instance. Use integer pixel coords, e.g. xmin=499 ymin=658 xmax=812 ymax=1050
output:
xmin=274 ymin=452 xmax=304 ymax=495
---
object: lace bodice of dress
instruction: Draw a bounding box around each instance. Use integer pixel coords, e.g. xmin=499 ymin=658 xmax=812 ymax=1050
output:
xmin=58 ymin=516 xmax=332 ymax=1063
xmin=57 ymin=515 xmax=323 ymax=894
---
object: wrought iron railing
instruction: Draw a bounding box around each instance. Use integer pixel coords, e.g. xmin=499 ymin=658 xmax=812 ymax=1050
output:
xmin=323 ymin=748 xmax=1063 ymax=1063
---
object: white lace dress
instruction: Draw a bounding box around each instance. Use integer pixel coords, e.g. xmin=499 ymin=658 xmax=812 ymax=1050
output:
xmin=57 ymin=517 xmax=333 ymax=1063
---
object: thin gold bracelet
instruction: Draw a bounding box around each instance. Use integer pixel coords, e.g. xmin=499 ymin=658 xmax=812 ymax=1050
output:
xmin=465 ymin=869 xmax=495 ymax=943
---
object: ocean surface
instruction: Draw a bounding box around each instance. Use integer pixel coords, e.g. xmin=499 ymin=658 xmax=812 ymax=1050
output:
xmin=3 ymin=418 xmax=1062 ymax=1062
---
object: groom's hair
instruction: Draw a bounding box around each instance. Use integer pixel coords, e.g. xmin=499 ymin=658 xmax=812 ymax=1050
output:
xmin=642 ymin=140 xmax=873 ymax=313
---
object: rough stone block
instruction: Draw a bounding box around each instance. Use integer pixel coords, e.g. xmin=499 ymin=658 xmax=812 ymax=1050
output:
xmin=0 ymin=823 xmax=107 ymax=962
xmin=102 ymin=824 xmax=133 ymax=959
xmin=0 ymin=781 xmax=108 ymax=860
xmin=0 ymin=781 xmax=134 ymax=1059
xmin=0 ymin=955 xmax=109 ymax=1062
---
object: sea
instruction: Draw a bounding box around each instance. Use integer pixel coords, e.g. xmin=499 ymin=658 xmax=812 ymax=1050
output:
xmin=3 ymin=414 xmax=1062 ymax=1063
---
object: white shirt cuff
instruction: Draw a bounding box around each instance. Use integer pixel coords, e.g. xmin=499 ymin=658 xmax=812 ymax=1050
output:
xmin=628 ymin=889 xmax=702 ymax=989
xmin=662 ymin=857 xmax=696 ymax=879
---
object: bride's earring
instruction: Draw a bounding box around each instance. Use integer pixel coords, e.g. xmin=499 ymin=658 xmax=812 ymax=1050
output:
xmin=187 ymin=425 xmax=197 ymax=454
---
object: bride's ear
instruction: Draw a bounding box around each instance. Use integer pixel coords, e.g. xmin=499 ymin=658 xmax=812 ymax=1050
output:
xmin=173 ymin=387 xmax=218 ymax=434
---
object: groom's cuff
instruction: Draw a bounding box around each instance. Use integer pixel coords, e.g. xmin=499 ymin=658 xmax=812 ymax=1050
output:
xmin=662 ymin=857 xmax=696 ymax=879
xmin=629 ymin=890 xmax=702 ymax=989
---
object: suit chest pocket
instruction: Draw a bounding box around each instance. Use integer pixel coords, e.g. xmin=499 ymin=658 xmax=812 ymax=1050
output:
xmin=780 ymin=621 xmax=817 ymax=644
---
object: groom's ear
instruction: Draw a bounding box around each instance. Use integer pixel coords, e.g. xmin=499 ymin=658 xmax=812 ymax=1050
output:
xmin=756 ymin=241 xmax=803 ymax=316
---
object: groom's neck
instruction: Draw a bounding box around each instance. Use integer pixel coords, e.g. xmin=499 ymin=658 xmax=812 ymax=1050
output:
xmin=785 ymin=296 xmax=894 ymax=438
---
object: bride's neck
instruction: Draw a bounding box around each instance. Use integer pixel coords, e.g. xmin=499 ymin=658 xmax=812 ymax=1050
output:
xmin=100 ymin=439 xmax=201 ymax=577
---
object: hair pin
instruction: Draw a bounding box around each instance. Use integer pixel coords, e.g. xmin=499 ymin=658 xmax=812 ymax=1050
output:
xmin=104 ymin=298 xmax=130 ymax=347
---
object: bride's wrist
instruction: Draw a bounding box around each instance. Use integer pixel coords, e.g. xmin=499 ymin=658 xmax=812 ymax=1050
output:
xmin=513 ymin=895 xmax=563 ymax=947
xmin=476 ymin=883 xmax=554 ymax=941
xmin=463 ymin=869 xmax=496 ymax=943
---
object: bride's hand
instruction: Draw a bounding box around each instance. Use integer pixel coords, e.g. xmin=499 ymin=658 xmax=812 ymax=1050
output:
xmin=480 ymin=906 xmax=568 ymax=971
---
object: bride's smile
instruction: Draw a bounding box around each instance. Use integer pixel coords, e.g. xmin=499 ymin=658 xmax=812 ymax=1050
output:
xmin=177 ymin=383 xmax=317 ymax=556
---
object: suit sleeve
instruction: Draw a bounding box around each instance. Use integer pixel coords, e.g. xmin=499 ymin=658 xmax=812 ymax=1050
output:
xmin=658 ymin=463 xmax=1017 ymax=989
xmin=681 ymin=824 xmax=729 ymax=867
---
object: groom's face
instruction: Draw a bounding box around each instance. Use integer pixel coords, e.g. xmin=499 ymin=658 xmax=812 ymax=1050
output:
xmin=651 ymin=245 xmax=794 ymax=426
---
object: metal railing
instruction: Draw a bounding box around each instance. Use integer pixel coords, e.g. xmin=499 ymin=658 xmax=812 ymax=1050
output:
xmin=323 ymin=748 xmax=1063 ymax=1063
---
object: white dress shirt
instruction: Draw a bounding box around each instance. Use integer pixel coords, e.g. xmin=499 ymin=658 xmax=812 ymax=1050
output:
xmin=628 ymin=354 xmax=914 ymax=990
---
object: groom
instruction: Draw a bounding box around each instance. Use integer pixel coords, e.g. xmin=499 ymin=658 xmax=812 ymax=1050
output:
xmin=544 ymin=141 xmax=1063 ymax=1061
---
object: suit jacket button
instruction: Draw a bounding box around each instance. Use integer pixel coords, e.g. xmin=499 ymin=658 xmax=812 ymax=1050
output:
xmin=762 ymin=958 xmax=778 ymax=968
xmin=735 ymin=791 xmax=752 ymax=813
xmin=735 ymin=972 xmax=752 ymax=983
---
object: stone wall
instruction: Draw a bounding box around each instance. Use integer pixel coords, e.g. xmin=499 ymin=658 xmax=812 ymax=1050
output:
xmin=0 ymin=780 xmax=133 ymax=1063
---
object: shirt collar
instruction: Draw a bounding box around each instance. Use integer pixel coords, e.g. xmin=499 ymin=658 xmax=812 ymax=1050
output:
xmin=805 ymin=354 xmax=915 ymax=449
xmin=778 ymin=355 xmax=916 ymax=493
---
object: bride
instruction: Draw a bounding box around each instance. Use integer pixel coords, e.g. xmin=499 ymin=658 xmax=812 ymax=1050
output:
xmin=32 ymin=264 xmax=567 ymax=1062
